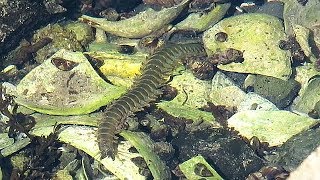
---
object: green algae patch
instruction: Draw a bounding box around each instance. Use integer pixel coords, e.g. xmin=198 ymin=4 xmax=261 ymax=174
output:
xmin=65 ymin=22 xmax=94 ymax=47
xmin=157 ymin=101 xmax=215 ymax=123
xmin=79 ymin=0 xmax=189 ymax=38
xmin=167 ymin=71 xmax=211 ymax=108
xmin=293 ymin=77 xmax=320 ymax=114
xmin=282 ymin=0 xmax=320 ymax=46
xmin=227 ymin=110 xmax=318 ymax=146
xmin=179 ymin=155 xmax=223 ymax=180
xmin=157 ymin=71 xmax=216 ymax=124
xmin=175 ymin=3 xmax=231 ymax=31
xmin=244 ymin=75 xmax=300 ymax=108
xmin=15 ymin=49 xmax=126 ymax=115
xmin=30 ymin=113 xmax=99 ymax=129
xmin=30 ymin=114 xmax=169 ymax=179
xmin=203 ymin=13 xmax=291 ymax=80
xmin=32 ymin=24 xmax=84 ymax=64
xmin=120 ymin=131 xmax=171 ymax=180
xmin=34 ymin=126 xmax=145 ymax=180
xmin=85 ymin=42 xmax=148 ymax=87
xmin=31 ymin=123 xmax=168 ymax=179
xmin=209 ymin=71 xmax=246 ymax=108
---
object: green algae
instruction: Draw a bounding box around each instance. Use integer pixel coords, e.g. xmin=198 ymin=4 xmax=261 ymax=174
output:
xmin=79 ymin=0 xmax=190 ymax=38
xmin=85 ymin=42 xmax=148 ymax=87
xmin=121 ymin=131 xmax=171 ymax=180
xmin=15 ymin=49 xmax=126 ymax=115
xmin=293 ymin=77 xmax=320 ymax=114
xmin=228 ymin=110 xmax=318 ymax=146
xmin=32 ymin=24 xmax=84 ymax=63
xmin=203 ymin=13 xmax=291 ymax=80
xmin=179 ymin=155 xmax=223 ymax=180
xmin=175 ymin=3 xmax=231 ymax=31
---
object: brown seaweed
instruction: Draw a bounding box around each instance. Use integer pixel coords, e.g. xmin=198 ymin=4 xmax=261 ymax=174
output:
xmin=98 ymin=43 xmax=206 ymax=159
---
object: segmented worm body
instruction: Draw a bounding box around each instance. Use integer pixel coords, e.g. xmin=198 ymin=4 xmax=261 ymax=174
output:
xmin=98 ymin=43 xmax=206 ymax=159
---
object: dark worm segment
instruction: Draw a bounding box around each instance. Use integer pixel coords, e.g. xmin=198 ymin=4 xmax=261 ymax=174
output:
xmin=98 ymin=43 xmax=206 ymax=159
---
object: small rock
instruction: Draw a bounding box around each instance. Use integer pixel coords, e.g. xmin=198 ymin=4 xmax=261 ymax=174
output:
xmin=210 ymin=71 xmax=246 ymax=107
xmin=238 ymin=93 xmax=279 ymax=112
xmin=172 ymin=129 xmax=265 ymax=179
xmin=227 ymin=110 xmax=318 ymax=147
xmin=267 ymin=128 xmax=320 ymax=172
xmin=244 ymin=74 xmax=300 ymax=108
xmin=293 ymin=77 xmax=320 ymax=114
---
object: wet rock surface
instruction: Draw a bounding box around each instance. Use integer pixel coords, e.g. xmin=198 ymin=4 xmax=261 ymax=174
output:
xmin=244 ymin=75 xmax=300 ymax=108
xmin=293 ymin=77 xmax=320 ymax=114
xmin=172 ymin=129 xmax=265 ymax=179
xmin=267 ymin=127 xmax=320 ymax=172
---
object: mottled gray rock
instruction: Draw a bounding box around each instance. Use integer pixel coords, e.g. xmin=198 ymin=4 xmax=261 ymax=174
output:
xmin=238 ymin=93 xmax=278 ymax=112
xmin=244 ymin=74 xmax=300 ymax=108
xmin=266 ymin=128 xmax=320 ymax=172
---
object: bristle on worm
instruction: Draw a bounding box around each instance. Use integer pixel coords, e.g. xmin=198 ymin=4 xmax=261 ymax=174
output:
xmin=98 ymin=43 xmax=206 ymax=159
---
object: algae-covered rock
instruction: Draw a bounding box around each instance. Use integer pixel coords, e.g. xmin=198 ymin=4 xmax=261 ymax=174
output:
xmin=288 ymin=144 xmax=320 ymax=179
xmin=121 ymin=131 xmax=171 ymax=180
xmin=292 ymin=24 xmax=314 ymax=59
xmin=227 ymin=110 xmax=318 ymax=146
xmin=53 ymin=126 xmax=145 ymax=180
xmin=79 ymin=0 xmax=189 ymax=38
xmin=157 ymin=71 xmax=216 ymax=124
xmin=238 ymin=93 xmax=279 ymax=112
xmin=157 ymin=101 xmax=216 ymax=124
xmin=85 ymin=42 xmax=148 ymax=87
xmin=203 ymin=13 xmax=291 ymax=80
xmin=31 ymin=122 xmax=169 ymax=179
xmin=172 ymin=128 xmax=264 ymax=179
xmin=32 ymin=24 xmax=84 ymax=63
xmin=267 ymin=128 xmax=320 ymax=172
xmin=0 ymin=133 xmax=14 ymax=149
xmin=295 ymin=65 xmax=320 ymax=94
xmin=0 ymin=138 xmax=30 ymax=157
xmin=282 ymin=0 xmax=320 ymax=46
xmin=15 ymin=49 xmax=126 ymax=115
xmin=209 ymin=71 xmax=246 ymax=108
xmin=179 ymin=155 xmax=223 ymax=180
xmin=293 ymin=77 xmax=320 ymax=114
xmin=65 ymin=22 xmax=94 ymax=47
xmin=166 ymin=71 xmax=211 ymax=109
xmin=175 ymin=3 xmax=230 ymax=32
xmin=244 ymin=74 xmax=300 ymax=108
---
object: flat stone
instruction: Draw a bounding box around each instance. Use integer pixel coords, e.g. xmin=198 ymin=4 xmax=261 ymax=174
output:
xmin=228 ymin=110 xmax=318 ymax=146
xmin=244 ymin=74 xmax=300 ymax=108
xmin=238 ymin=93 xmax=278 ymax=112
xmin=203 ymin=13 xmax=291 ymax=80
xmin=293 ymin=77 xmax=320 ymax=114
